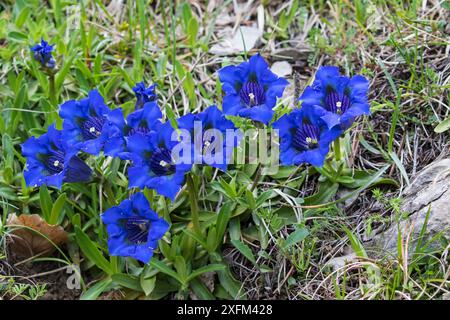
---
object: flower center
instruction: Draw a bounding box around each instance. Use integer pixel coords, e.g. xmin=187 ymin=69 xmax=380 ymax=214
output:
xmin=325 ymin=89 xmax=350 ymax=115
xmin=202 ymin=131 xmax=218 ymax=156
xmin=127 ymin=126 xmax=150 ymax=136
xmin=149 ymin=148 xmax=176 ymax=176
xmin=125 ymin=216 xmax=150 ymax=244
xmin=46 ymin=150 xmax=65 ymax=174
xmin=82 ymin=116 xmax=105 ymax=140
xmin=239 ymin=81 xmax=265 ymax=107
xmin=292 ymin=123 xmax=320 ymax=151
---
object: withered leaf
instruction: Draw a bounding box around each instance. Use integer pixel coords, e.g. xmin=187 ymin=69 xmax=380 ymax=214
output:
xmin=7 ymin=213 xmax=68 ymax=258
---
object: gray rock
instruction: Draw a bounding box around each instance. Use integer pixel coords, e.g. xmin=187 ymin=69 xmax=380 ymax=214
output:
xmin=270 ymin=46 xmax=312 ymax=64
xmin=210 ymin=26 xmax=262 ymax=56
xmin=325 ymin=253 xmax=358 ymax=271
xmin=327 ymin=159 xmax=450 ymax=268
xmin=371 ymin=158 xmax=450 ymax=256
xmin=271 ymin=61 xmax=292 ymax=78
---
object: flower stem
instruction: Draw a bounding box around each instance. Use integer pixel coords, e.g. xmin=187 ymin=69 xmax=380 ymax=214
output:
xmin=334 ymin=138 xmax=342 ymax=162
xmin=250 ymin=163 xmax=262 ymax=192
xmin=48 ymin=73 xmax=57 ymax=107
xmin=186 ymin=173 xmax=202 ymax=236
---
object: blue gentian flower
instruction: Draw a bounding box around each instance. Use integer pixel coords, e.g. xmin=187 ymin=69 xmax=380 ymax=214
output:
xmin=273 ymin=108 xmax=341 ymax=167
xmin=133 ymin=82 xmax=157 ymax=109
xmin=177 ymin=105 xmax=240 ymax=172
xmin=59 ymin=89 xmax=112 ymax=155
xmin=21 ymin=124 xmax=92 ymax=188
xmin=127 ymin=122 xmax=192 ymax=200
xmin=101 ymin=192 xmax=169 ymax=264
xmin=218 ymin=53 xmax=289 ymax=124
xmin=104 ymin=101 xmax=162 ymax=160
xmin=299 ymin=66 xmax=370 ymax=130
xmin=31 ymin=39 xmax=56 ymax=69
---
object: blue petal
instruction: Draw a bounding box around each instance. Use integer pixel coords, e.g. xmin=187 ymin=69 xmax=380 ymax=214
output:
xmin=340 ymin=102 xmax=370 ymax=128
xmin=128 ymin=165 xmax=152 ymax=189
xmin=273 ymin=113 xmax=296 ymax=133
xmin=314 ymin=66 xmax=341 ymax=89
xmin=264 ymin=77 xmax=289 ymax=109
xmin=88 ymin=89 xmax=110 ymax=116
xmin=320 ymin=111 xmax=341 ymax=129
xmin=63 ymin=156 xmax=92 ymax=183
xmin=104 ymin=136 xmax=127 ymax=158
xmin=148 ymin=218 xmax=169 ymax=241
xmin=151 ymin=175 xmax=183 ymax=201
xmin=79 ymin=137 xmax=105 ymax=155
xmin=141 ymin=101 xmax=162 ymax=127
xmin=319 ymin=126 xmax=342 ymax=147
xmin=218 ymin=65 xmax=242 ymax=94
xmin=107 ymin=231 xmax=129 ymax=254
xmin=298 ymin=86 xmax=323 ymax=108
xmin=177 ymin=113 xmax=196 ymax=132
xmin=118 ymin=198 xmax=133 ymax=213
xmin=222 ymin=94 xmax=243 ymax=116
xmin=296 ymin=149 xmax=326 ymax=167
xmin=127 ymin=101 xmax=162 ymax=129
xmin=126 ymin=132 xmax=152 ymax=159
xmin=155 ymin=122 xmax=177 ymax=149
xmin=238 ymin=105 xmax=274 ymax=124
xmin=248 ymin=54 xmax=272 ymax=83
xmin=279 ymin=147 xmax=300 ymax=166
xmin=201 ymin=105 xmax=235 ymax=130
xmin=130 ymin=192 xmax=150 ymax=213
xmin=42 ymin=172 xmax=65 ymax=189
xmin=107 ymin=108 xmax=126 ymax=130
xmin=142 ymin=169 xmax=186 ymax=201
xmin=59 ymin=99 xmax=88 ymax=120
xmin=24 ymin=165 xmax=45 ymax=187
xmin=22 ymin=137 xmax=48 ymax=158
xmin=132 ymin=244 xmax=155 ymax=263
xmin=348 ymin=75 xmax=369 ymax=102
xmin=101 ymin=207 xmax=127 ymax=225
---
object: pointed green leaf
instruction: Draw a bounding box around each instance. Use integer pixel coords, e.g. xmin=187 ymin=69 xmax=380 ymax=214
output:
xmin=231 ymin=239 xmax=256 ymax=264
xmin=75 ymin=227 xmax=112 ymax=275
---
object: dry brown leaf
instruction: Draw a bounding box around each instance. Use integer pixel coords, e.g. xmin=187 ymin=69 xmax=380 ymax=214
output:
xmin=7 ymin=213 xmax=68 ymax=258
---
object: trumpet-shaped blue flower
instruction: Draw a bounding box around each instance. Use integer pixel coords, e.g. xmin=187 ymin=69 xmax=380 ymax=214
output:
xmin=59 ymin=89 xmax=112 ymax=155
xmin=133 ymin=82 xmax=157 ymax=109
xmin=127 ymin=122 xmax=192 ymax=200
xmin=31 ymin=39 xmax=56 ymax=69
xmin=101 ymin=193 xmax=169 ymax=264
xmin=104 ymin=101 xmax=162 ymax=160
xmin=273 ymin=108 xmax=341 ymax=167
xmin=21 ymin=125 xmax=92 ymax=188
xmin=218 ymin=53 xmax=289 ymax=124
xmin=177 ymin=105 xmax=240 ymax=172
xmin=299 ymin=66 xmax=370 ymax=130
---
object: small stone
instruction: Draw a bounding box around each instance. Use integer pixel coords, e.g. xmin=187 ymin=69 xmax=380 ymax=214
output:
xmin=271 ymin=61 xmax=292 ymax=78
xmin=330 ymin=159 xmax=450 ymax=264
xmin=271 ymin=46 xmax=312 ymax=61
xmin=210 ymin=26 xmax=263 ymax=56
xmin=370 ymin=158 xmax=450 ymax=257
xmin=325 ymin=253 xmax=358 ymax=271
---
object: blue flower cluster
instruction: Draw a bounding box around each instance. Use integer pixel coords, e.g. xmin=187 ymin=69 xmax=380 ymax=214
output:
xmin=22 ymin=124 xmax=92 ymax=188
xmin=219 ymin=54 xmax=289 ymax=125
xmin=22 ymin=43 xmax=370 ymax=263
xmin=133 ymin=81 xmax=157 ymax=109
xmin=31 ymin=39 xmax=56 ymax=69
xmin=101 ymin=193 xmax=169 ymax=263
xmin=273 ymin=66 xmax=370 ymax=166
xmin=219 ymin=58 xmax=369 ymax=167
